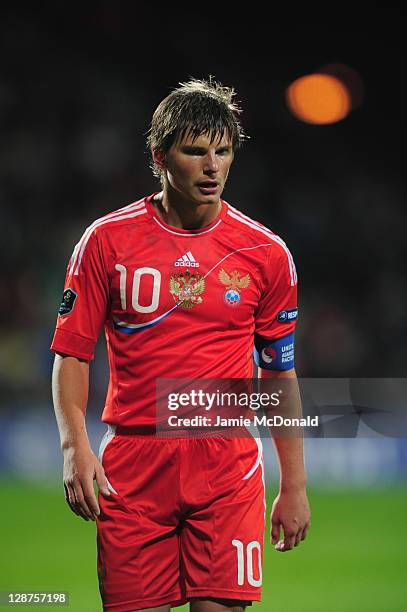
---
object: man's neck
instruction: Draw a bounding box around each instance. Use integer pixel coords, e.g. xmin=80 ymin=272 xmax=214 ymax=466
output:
xmin=153 ymin=189 xmax=222 ymax=230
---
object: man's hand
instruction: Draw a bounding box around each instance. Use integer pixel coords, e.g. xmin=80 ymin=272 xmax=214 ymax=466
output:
xmin=270 ymin=487 xmax=311 ymax=552
xmin=63 ymin=444 xmax=110 ymax=521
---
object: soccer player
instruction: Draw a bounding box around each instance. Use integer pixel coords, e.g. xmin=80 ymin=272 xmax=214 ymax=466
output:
xmin=51 ymin=78 xmax=311 ymax=612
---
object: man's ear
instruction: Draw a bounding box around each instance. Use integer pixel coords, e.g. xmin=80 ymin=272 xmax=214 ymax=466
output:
xmin=152 ymin=149 xmax=166 ymax=170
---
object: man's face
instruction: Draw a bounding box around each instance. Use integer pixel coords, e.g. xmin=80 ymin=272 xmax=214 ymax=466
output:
xmin=157 ymin=130 xmax=234 ymax=205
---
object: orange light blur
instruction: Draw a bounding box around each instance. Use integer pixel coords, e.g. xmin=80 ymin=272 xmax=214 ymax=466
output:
xmin=286 ymin=73 xmax=351 ymax=125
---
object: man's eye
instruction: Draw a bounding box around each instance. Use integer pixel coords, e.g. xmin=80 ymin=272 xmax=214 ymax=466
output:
xmin=217 ymin=149 xmax=230 ymax=155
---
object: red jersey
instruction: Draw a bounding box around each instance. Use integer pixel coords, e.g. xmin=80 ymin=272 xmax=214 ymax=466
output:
xmin=51 ymin=193 xmax=298 ymax=427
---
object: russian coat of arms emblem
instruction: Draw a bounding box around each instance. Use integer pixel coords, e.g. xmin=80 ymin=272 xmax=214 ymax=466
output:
xmin=169 ymin=269 xmax=206 ymax=309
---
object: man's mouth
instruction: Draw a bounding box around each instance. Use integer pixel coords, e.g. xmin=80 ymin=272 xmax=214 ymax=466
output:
xmin=197 ymin=181 xmax=218 ymax=195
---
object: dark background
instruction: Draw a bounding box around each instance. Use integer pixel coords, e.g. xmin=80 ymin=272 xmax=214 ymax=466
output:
xmin=0 ymin=7 xmax=406 ymax=610
xmin=1 ymin=3 xmax=406 ymax=408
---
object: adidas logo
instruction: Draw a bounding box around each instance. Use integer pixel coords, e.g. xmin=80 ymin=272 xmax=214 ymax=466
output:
xmin=175 ymin=251 xmax=200 ymax=268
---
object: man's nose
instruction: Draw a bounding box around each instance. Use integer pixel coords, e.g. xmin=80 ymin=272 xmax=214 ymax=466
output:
xmin=203 ymin=151 xmax=219 ymax=174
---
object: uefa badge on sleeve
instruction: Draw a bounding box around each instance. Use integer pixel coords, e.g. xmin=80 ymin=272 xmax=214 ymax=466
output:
xmin=276 ymin=308 xmax=298 ymax=323
xmin=218 ymin=268 xmax=251 ymax=307
xmin=58 ymin=288 xmax=78 ymax=316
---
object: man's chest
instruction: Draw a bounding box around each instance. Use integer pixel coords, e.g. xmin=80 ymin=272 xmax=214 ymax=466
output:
xmin=105 ymin=236 xmax=266 ymax=331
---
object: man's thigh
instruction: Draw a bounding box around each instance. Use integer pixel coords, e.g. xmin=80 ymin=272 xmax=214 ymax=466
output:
xmin=191 ymin=598 xmax=248 ymax=611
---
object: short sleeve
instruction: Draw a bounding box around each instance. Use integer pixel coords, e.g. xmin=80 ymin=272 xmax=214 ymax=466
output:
xmin=50 ymin=229 xmax=109 ymax=360
xmin=254 ymin=242 xmax=298 ymax=370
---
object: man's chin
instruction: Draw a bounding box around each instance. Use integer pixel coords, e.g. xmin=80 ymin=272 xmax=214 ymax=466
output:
xmin=198 ymin=196 xmax=218 ymax=205
xmin=193 ymin=190 xmax=222 ymax=206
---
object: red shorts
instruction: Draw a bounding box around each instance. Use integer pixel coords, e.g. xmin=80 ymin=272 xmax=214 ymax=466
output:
xmin=96 ymin=426 xmax=265 ymax=611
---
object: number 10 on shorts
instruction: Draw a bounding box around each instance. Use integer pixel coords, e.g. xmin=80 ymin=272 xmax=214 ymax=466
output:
xmin=232 ymin=540 xmax=262 ymax=587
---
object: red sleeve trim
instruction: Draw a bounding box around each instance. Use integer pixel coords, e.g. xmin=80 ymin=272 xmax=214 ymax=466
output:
xmin=50 ymin=327 xmax=95 ymax=361
xmin=254 ymin=324 xmax=296 ymax=343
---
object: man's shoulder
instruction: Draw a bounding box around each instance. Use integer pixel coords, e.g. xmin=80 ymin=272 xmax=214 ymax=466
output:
xmin=81 ymin=196 xmax=151 ymax=243
xmin=68 ymin=196 xmax=151 ymax=275
xmin=223 ymin=200 xmax=291 ymax=257
xmin=73 ymin=197 xmax=153 ymax=252
xmin=224 ymin=201 xmax=272 ymax=233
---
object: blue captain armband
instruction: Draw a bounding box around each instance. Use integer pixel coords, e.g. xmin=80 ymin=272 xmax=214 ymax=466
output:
xmin=253 ymin=333 xmax=295 ymax=371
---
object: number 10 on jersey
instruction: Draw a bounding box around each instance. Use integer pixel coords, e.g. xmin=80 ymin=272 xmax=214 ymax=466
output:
xmin=115 ymin=265 xmax=161 ymax=314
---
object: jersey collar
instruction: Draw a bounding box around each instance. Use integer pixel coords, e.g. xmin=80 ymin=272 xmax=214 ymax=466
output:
xmin=145 ymin=193 xmax=228 ymax=236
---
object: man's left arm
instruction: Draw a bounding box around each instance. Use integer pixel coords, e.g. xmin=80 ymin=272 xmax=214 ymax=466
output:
xmin=259 ymin=366 xmax=311 ymax=552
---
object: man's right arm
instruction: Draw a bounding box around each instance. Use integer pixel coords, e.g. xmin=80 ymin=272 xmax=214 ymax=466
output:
xmin=52 ymin=354 xmax=110 ymax=521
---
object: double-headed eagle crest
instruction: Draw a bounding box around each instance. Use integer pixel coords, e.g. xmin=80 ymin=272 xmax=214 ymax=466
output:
xmin=169 ymin=269 xmax=206 ymax=309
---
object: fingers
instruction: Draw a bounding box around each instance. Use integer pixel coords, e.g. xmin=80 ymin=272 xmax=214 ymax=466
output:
xmin=295 ymin=528 xmax=304 ymax=547
xmin=275 ymin=522 xmax=310 ymax=552
xmin=95 ymin=463 xmax=111 ymax=498
xmin=270 ymin=521 xmax=281 ymax=545
xmin=271 ymin=515 xmax=297 ymax=551
xmin=296 ymin=522 xmax=310 ymax=546
xmin=79 ymin=481 xmax=100 ymax=519
xmin=275 ymin=539 xmax=285 ymax=551
xmin=275 ymin=529 xmax=296 ymax=552
xmin=62 ymin=450 xmax=109 ymax=521
xmin=64 ymin=483 xmax=80 ymax=516
xmin=64 ymin=478 xmax=98 ymax=521
xmin=271 ymin=517 xmax=297 ymax=550
xmin=64 ymin=482 xmax=90 ymax=521
xmin=301 ymin=520 xmax=310 ymax=542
